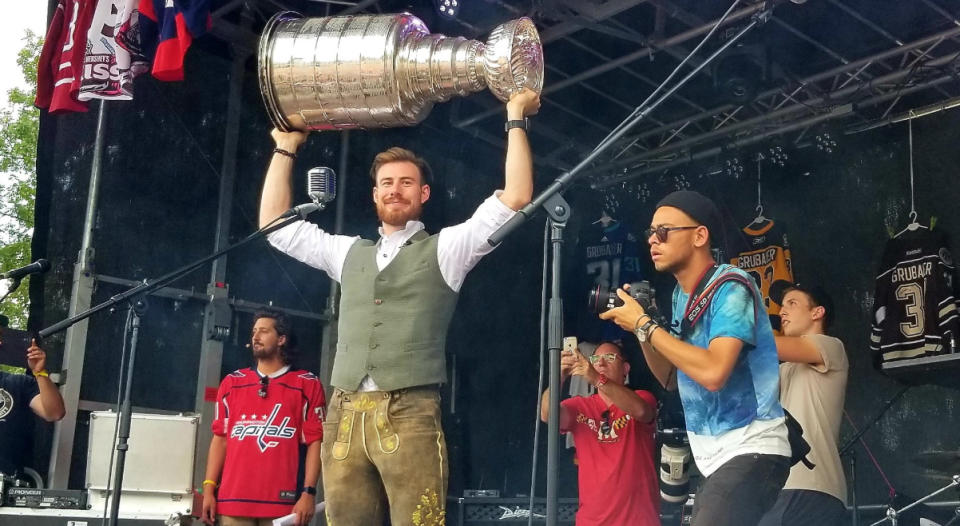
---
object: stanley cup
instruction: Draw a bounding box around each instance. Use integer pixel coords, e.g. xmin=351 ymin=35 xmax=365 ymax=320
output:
xmin=258 ymin=11 xmax=544 ymax=131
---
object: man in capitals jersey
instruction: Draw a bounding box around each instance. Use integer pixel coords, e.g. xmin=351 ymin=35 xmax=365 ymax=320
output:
xmin=202 ymin=309 xmax=325 ymax=526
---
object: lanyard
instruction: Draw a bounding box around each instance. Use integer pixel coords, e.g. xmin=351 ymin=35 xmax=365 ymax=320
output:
xmin=680 ymin=265 xmax=719 ymax=337
xmin=679 ymin=265 xmax=758 ymax=339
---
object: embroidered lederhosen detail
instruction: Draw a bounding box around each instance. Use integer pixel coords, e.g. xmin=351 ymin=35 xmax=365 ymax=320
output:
xmin=375 ymin=397 xmax=400 ymax=454
xmin=412 ymin=488 xmax=445 ymax=526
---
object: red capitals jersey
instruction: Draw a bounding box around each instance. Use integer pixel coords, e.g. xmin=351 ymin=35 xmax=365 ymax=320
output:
xmin=212 ymin=367 xmax=326 ymax=518
xmin=35 ymin=0 xmax=95 ymax=113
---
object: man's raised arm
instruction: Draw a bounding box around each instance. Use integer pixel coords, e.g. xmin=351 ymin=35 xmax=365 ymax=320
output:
xmin=499 ymin=88 xmax=540 ymax=211
xmin=260 ymin=129 xmax=308 ymax=228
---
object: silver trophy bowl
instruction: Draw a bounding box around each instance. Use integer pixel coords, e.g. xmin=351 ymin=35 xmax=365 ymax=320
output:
xmin=258 ymin=12 xmax=543 ymax=131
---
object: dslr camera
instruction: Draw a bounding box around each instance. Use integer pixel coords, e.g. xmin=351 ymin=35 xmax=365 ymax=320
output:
xmin=588 ymin=280 xmax=658 ymax=317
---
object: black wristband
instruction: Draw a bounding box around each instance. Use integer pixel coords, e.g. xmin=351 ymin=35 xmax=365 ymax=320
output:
xmin=505 ymin=118 xmax=529 ymax=133
xmin=273 ymin=147 xmax=297 ymax=160
xmin=302 ymin=486 xmax=317 ymax=496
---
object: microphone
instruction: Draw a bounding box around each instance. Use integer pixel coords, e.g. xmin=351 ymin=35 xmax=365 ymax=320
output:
xmin=281 ymin=167 xmax=337 ymax=219
xmin=306 ymin=166 xmax=336 ymax=207
xmin=1 ymin=259 xmax=51 ymax=280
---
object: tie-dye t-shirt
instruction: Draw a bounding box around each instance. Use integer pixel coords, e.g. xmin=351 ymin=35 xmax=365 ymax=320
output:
xmin=671 ymin=264 xmax=789 ymax=476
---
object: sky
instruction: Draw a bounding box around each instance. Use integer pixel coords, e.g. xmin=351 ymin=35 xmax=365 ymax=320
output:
xmin=0 ymin=4 xmax=49 ymax=104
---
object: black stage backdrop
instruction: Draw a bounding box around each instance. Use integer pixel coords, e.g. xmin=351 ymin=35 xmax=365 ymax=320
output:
xmin=27 ymin=20 xmax=960 ymax=515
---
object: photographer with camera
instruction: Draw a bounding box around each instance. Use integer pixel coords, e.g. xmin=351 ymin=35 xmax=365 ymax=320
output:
xmin=539 ymin=340 xmax=660 ymax=526
xmin=599 ymin=190 xmax=790 ymax=526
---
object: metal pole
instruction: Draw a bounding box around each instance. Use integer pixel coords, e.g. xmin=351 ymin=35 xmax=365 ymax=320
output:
xmin=79 ymin=101 xmax=106 ymax=273
xmin=48 ymin=99 xmax=107 ymax=488
xmin=605 ymin=26 xmax=960 ymax=156
xmin=851 ymin=453 xmax=858 ymax=526
xmin=488 ymin=5 xmax=765 ymax=245
xmin=453 ymin=2 xmax=768 ymax=128
xmin=592 ymin=72 xmax=956 ymax=186
xmin=535 ymin=192 xmax=571 ymax=526
xmin=193 ymin=7 xmax=251 ymax=487
xmin=847 ymin=94 xmax=960 ymax=134
xmin=546 ymin=218 xmax=566 ymax=526
xmin=319 ymin=131 xmax=349 ymax=392
xmin=593 ymin=30 xmax=960 ymax=174
xmin=107 ymin=300 xmax=147 ymax=525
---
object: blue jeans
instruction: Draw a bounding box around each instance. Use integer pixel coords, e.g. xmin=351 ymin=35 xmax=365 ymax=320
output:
xmin=692 ymin=454 xmax=790 ymax=526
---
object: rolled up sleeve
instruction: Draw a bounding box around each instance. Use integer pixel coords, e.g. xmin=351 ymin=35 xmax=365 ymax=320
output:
xmin=437 ymin=191 xmax=517 ymax=291
xmin=267 ymin=221 xmax=359 ymax=282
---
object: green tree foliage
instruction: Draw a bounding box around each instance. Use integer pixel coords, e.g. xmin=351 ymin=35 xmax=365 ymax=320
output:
xmin=0 ymin=30 xmax=42 ymax=328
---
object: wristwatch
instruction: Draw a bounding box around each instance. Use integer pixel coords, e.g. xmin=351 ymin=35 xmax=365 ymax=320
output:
xmin=303 ymin=486 xmax=317 ymax=496
xmin=505 ymin=118 xmax=530 ymax=133
xmin=634 ymin=318 xmax=659 ymax=343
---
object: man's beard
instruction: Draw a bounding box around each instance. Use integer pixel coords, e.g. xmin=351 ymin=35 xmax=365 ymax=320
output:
xmin=252 ymin=345 xmax=279 ymax=360
xmin=376 ymin=198 xmax=423 ymax=226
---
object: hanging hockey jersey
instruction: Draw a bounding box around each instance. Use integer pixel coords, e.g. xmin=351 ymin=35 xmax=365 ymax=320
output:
xmin=137 ymin=0 xmax=212 ymax=82
xmin=730 ymin=218 xmax=794 ymax=328
xmin=78 ymin=0 xmax=149 ymax=101
xmin=35 ymin=0 xmax=96 ymax=113
xmin=580 ymin=220 xmax=645 ymax=341
xmin=212 ymin=367 xmax=325 ymax=518
xmin=870 ymin=228 xmax=960 ymax=364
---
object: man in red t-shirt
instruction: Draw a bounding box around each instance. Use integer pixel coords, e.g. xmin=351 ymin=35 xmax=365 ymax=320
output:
xmin=541 ymin=341 xmax=660 ymax=526
xmin=201 ymin=309 xmax=325 ymax=526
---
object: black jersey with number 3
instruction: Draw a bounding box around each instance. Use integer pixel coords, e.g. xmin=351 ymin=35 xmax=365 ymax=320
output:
xmin=870 ymin=228 xmax=960 ymax=365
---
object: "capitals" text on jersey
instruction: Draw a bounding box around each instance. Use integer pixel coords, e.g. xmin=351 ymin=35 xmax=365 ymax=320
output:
xmin=230 ymin=404 xmax=297 ymax=452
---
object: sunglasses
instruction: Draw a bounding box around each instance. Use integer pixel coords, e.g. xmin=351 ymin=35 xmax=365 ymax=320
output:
xmin=644 ymin=225 xmax=699 ymax=243
xmin=259 ymin=376 xmax=269 ymax=398
xmin=588 ymin=353 xmax=620 ymax=364
xmin=600 ymin=410 xmax=612 ymax=436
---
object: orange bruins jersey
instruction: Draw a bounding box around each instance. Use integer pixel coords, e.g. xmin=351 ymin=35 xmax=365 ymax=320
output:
xmin=730 ymin=219 xmax=794 ymax=329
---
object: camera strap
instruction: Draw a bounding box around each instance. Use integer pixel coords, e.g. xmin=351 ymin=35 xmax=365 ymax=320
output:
xmin=679 ymin=265 xmax=760 ymax=340
xmin=677 ymin=267 xmax=813 ymax=468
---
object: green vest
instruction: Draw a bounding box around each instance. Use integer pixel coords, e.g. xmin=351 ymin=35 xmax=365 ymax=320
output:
xmin=332 ymin=230 xmax=460 ymax=391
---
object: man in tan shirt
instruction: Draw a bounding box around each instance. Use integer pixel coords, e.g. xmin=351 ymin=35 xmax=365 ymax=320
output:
xmin=759 ymin=281 xmax=849 ymax=526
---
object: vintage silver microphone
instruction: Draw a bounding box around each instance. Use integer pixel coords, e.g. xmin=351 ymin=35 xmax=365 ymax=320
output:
xmin=282 ymin=167 xmax=337 ymax=218
xmin=306 ymin=166 xmax=336 ymax=209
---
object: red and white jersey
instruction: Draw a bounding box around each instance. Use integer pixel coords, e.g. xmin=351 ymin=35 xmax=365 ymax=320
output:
xmin=78 ymin=0 xmax=148 ymax=101
xmin=212 ymin=367 xmax=326 ymax=518
xmin=36 ymin=0 xmax=95 ymax=113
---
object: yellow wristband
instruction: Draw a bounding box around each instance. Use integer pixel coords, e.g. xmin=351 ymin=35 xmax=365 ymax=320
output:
xmin=35 ymin=370 xmax=49 ymax=378
xmin=202 ymin=479 xmax=218 ymax=488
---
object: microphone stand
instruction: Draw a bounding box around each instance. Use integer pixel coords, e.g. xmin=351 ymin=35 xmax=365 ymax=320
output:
xmin=840 ymin=385 xmax=911 ymax=526
xmin=486 ymin=5 xmax=775 ymax=526
xmin=38 ymin=205 xmax=318 ymax=526
xmin=0 ymin=278 xmax=22 ymax=304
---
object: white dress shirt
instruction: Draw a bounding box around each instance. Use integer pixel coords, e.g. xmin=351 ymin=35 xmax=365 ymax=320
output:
xmin=267 ymin=192 xmax=517 ymax=390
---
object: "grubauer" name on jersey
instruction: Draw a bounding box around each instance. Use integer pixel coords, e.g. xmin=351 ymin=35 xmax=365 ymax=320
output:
xmin=737 ymin=248 xmax=778 ymax=269
xmin=890 ymin=261 xmax=934 ymax=283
